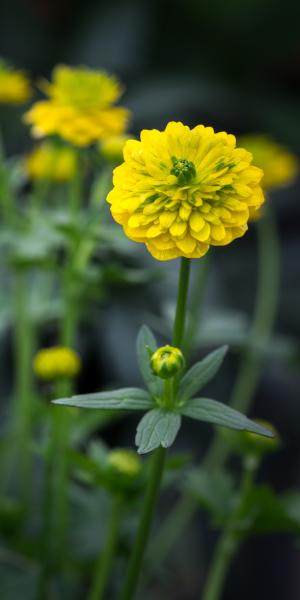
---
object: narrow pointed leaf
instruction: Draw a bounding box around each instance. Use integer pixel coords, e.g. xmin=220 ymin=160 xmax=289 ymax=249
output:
xmin=180 ymin=398 xmax=274 ymax=437
xmin=136 ymin=325 xmax=163 ymax=398
xmin=135 ymin=409 xmax=181 ymax=454
xmin=178 ymin=346 xmax=228 ymax=402
xmin=53 ymin=387 xmax=153 ymax=410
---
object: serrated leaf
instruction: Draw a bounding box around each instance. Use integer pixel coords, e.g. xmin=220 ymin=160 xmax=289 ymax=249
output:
xmin=53 ymin=387 xmax=153 ymax=411
xmin=135 ymin=409 xmax=181 ymax=454
xmin=180 ymin=398 xmax=274 ymax=437
xmin=136 ymin=325 xmax=163 ymax=398
xmin=178 ymin=346 xmax=228 ymax=402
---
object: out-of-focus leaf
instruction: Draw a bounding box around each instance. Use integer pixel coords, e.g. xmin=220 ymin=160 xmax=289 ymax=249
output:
xmin=135 ymin=409 xmax=181 ymax=454
xmin=184 ymin=467 xmax=235 ymax=522
xmin=240 ymin=486 xmax=300 ymax=535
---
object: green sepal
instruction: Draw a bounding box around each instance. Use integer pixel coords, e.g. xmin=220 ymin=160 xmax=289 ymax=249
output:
xmin=135 ymin=409 xmax=181 ymax=454
xmin=52 ymin=387 xmax=153 ymax=411
xmin=177 ymin=345 xmax=228 ymax=403
xmin=179 ymin=397 xmax=274 ymax=437
xmin=136 ymin=325 xmax=163 ymax=398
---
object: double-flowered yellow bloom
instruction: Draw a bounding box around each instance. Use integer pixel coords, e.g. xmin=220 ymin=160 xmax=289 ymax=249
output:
xmin=24 ymin=65 xmax=130 ymax=147
xmin=0 ymin=59 xmax=31 ymax=105
xmin=107 ymin=122 xmax=264 ymax=260
xmin=107 ymin=122 xmax=265 ymax=260
xmin=33 ymin=346 xmax=81 ymax=380
xmin=239 ymin=134 xmax=298 ymax=191
xmin=25 ymin=142 xmax=77 ymax=182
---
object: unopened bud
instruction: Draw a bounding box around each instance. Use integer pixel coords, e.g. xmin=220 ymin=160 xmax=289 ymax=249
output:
xmin=150 ymin=345 xmax=184 ymax=379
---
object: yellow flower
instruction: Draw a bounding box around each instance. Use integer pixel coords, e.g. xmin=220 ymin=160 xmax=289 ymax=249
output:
xmin=107 ymin=449 xmax=141 ymax=477
xmin=0 ymin=59 xmax=31 ymax=104
xmin=107 ymin=122 xmax=264 ymax=260
xmin=239 ymin=134 xmax=298 ymax=191
xmin=25 ymin=142 xmax=77 ymax=182
xmin=24 ymin=65 xmax=130 ymax=147
xmin=33 ymin=346 xmax=81 ymax=380
xmin=99 ymin=134 xmax=132 ymax=163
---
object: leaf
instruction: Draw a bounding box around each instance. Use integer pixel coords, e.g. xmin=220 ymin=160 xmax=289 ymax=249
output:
xmin=53 ymin=387 xmax=153 ymax=411
xmin=184 ymin=467 xmax=235 ymax=523
xmin=240 ymin=486 xmax=300 ymax=536
xmin=136 ymin=325 xmax=163 ymax=398
xmin=180 ymin=398 xmax=274 ymax=437
xmin=135 ymin=409 xmax=181 ymax=454
xmin=178 ymin=346 xmax=228 ymax=402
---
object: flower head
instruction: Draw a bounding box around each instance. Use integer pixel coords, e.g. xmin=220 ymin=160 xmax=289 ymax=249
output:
xmin=239 ymin=134 xmax=298 ymax=191
xmin=150 ymin=345 xmax=185 ymax=379
xmin=33 ymin=346 xmax=81 ymax=380
xmin=25 ymin=142 xmax=77 ymax=182
xmin=107 ymin=122 xmax=264 ymax=260
xmin=0 ymin=59 xmax=31 ymax=105
xmin=24 ymin=65 xmax=130 ymax=147
xmin=107 ymin=449 xmax=141 ymax=478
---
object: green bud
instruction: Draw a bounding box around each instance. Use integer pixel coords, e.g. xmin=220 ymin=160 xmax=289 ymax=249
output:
xmin=107 ymin=449 xmax=141 ymax=478
xmin=221 ymin=419 xmax=280 ymax=458
xmin=150 ymin=345 xmax=185 ymax=379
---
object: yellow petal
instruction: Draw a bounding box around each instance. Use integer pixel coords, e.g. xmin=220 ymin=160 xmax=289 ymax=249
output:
xmin=170 ymin=220 xmax=187 ymax=237
xmin=176 ymin=234 xmax=196 ymax=254
xmin=159 ymin=211 xmax=177 ymax=229
xmin=189 ymin=212 xmax=205 ymax=232
xmin=191 ymin=222 xmax=210 ymax=241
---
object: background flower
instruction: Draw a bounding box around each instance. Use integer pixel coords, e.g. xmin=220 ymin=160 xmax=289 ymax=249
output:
xmin=0 ymin=59 xmax=31 ymax=105
xmin=24 ymin=65 xmax=130 ymax=147
xmin=108 ymin=122 xmax=264 ymax=260
xmin=25 ymin=142 xmax=77 ymax=181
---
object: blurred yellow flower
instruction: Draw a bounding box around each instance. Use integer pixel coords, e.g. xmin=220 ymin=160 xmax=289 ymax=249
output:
xmin=107 ymin=449 xmax=141 ymax=477
xmin=99 ymin=134 xmax=132 ymax=163
xmin=239 ymin=134 xmax=298 ymax=191
xmin=33 ymin=346 xmax=81 ymax=380
xmin=107 ymin=122 xmax=264 ymax=260
xmin=24 ymin=65 xmax=130 ymax=147
xmin=25 ymin=142 xmax=77 ymax=182
xmin=0 ymin=59 xmax=31 ymax=105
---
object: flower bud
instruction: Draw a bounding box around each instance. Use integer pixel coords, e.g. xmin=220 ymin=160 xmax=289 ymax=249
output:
xmin=107 ymin=449 xmax=141 ymax=478
xmin=221 ymin=419 xmax=280 ymax=458
xmin=150 ymin=345 xmax=184 ymax=379
xmin=33 ymin=346 xmax=81 ymax=381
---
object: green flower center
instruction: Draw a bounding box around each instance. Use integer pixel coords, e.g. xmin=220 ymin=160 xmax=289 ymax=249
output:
xmin=170 ymin=157 xmax=196 ymax=184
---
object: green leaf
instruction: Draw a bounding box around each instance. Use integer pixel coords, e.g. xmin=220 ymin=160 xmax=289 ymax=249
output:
xmin=135 ymin=409 xmax=181 ymax=454
xmin=184 ymin=467 xmax=235 ymax=523
xmin=239 ymin=486 xmax=300 ymax=536
xmin=178 ymin=346 xmax=228 ymax=402
xmin=180 ymin=398 xmax=274 ymax=437
xmin=136 ymin=325 xmax=163 ymax=398
xmin=53 ymin=387 xmax=153 ymax=411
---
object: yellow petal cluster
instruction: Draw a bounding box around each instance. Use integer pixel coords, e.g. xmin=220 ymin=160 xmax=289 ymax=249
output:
xmin=24 ymin=65 xmax=130 ymax=147
xmin=239 ymin=134 xmax=298 ymax=191
xmin=25 ymin=142 xmax=77 ymax=182
xmin=107 ymin=122 xmax=265 ymax=260
xmin=107 ymin=449 xmax=141 ymax=478
xmin=0 ymin=60 xmax=31 ymax=105
xmin=33 ymin=346 xmax=81 ymax=380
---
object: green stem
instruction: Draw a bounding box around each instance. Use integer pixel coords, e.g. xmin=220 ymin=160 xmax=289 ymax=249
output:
xmin=201 ymin=460 xmax=256 ymax=600
xmin=148 ymin=206 xmax=280 ymax=565
xmin=0 ymin=133 xmax=14 ymax=224
xmin=120 ymin=446 xmax=166 ymax=600
xmin=88 ymin=495 xmax=123 ymax=600
xmin=69 ymin=154 xmax=83 ymax=218
xmin=13 ymin=270 xmax=35 ymax=509
xmin=183 ymin=254 xmax=210 ymax=360
xmin=172 ymin=257 xmax=191 ymax=347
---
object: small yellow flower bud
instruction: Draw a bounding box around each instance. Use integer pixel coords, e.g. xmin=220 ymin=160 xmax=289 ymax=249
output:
xmin=33 ymin=346 xmax=81 ymax=381
xmin=222 ymin=419 xmax=279 ymax=458
xmin=150 ymin=345 xmax=185 ymax=379
xmin=107 ymin=449 xmax=141 ymax=478
xmin=99 ymin=134 xmax=131 ymax=163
